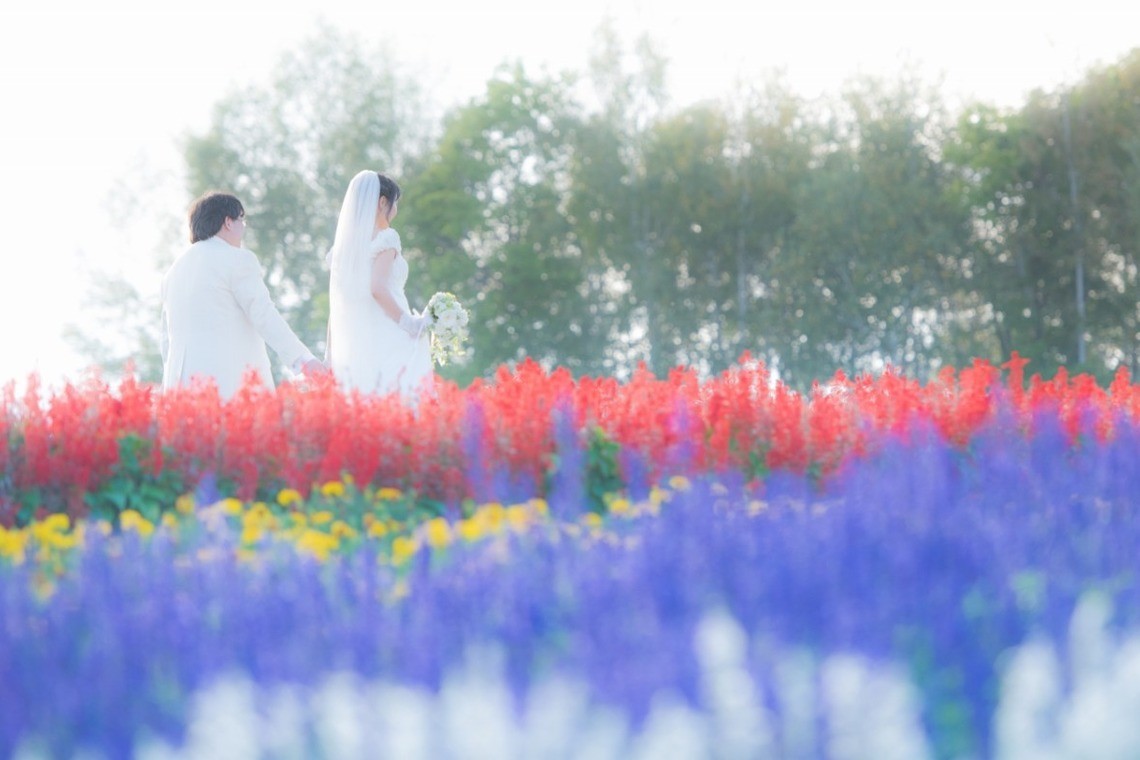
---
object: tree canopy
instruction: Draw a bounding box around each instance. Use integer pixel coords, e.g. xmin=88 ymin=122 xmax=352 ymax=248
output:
xmin=70 ymin=27 xmax=1140 ymax=389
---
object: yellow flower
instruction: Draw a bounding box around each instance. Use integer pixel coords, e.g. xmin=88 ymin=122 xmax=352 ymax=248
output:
xmin=330 ymin=520 xmax=358 ymax=541
xmin=366 ymin=519 xmax=390 ymax=539
xmin=391 ymin=536 xmax=419 ymax=565
xmin=158 ymin=510 xmax=180 ymax=535
xmin=457 ymin=518 xmax=484 ymax=543
xmin=41 ymin=513 xmax=70 ymax=533
xmin=424 ymin=517 xmax=451 ymax=550
xmin=375 ymin=487 xmax=403 ymax=501
xmin=32 ymin=516 xmax=74 ymax=549
xmin=319 ymin=481 xmax=345 ymax=498
xmin=528 ymin=498 xmax=550 ymax=517
xmin=289 ymin=512 xmax=308 ymax=528
xmin=667 ymin=475 xmax=692 ymax=491
xmin=120 ymin=510 xmax=155 ymax=537
xmin=506 ymin=505 xmax=531 ymax=532
xmin=0 ymin=528 xmax=29 ymax=563
xmin=174 ymin=494 xmax=196 ymax=515
xmin=479 ymin=502 xmax=506 ymax=533
xmin=311 ymin=510 xmax=334 ymax=526
xmin=649 ymin=486 xmax=671 ymax=508
xmin=220 ymin=498 xmax=244 ymax=516
xmin=607 ymin=498 xmax=632 ymax=517
xmin=582 ymin=513 xmax=603 ymax=529
xmin=276 ymin=488 xmax=303 ymax=507
xmin=241 ymin=523 xmax=265 ymax=545
xmin=243 ymin=503 xmax=276 ymax=531
xmin=296 ymin=529 xmax=339 ymax=561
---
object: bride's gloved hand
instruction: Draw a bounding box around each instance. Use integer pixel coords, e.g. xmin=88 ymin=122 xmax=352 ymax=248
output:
xmin=398 ymin=311 xmax=430 ymax=338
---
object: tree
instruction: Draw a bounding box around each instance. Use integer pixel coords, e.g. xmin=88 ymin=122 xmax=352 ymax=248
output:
xmin=400 ymin=63 xmax=599 ymax=382
xmin=70 ymin=25 xmax=1140 ymax=389
xmin=1059 ymin=50 xmax=1140 ymax=376
xmin=775 ymin=75 xmax=969 ymax=383
xmin=64 ymin=160 xmax=184 ymax=383
xmin=948 ymin=50 xmax=1140 ymax=381
xmin=568 ymin=22 xmax=674 ymax=376
xmin=719 ymin=79 xmax=813 ymax=377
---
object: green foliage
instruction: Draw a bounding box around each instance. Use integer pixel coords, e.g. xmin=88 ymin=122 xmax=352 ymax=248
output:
xmin=14 ymin=489 xmax=40 ymax=528
xmin=84 ymin=435 xmax=187 ymax=525
xmin=746 ymin=449 xmax=771 ymax=482
xmin=585 ymin=427 xmax=623 ymax=514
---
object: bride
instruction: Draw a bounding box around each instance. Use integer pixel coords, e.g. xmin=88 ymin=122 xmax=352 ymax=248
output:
xmin=325 ymin=170 xmax=432 ymax=398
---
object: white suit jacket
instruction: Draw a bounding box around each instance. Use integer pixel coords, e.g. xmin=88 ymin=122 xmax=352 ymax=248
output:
xmin=160 ymin=236 xmax=312 ymax=398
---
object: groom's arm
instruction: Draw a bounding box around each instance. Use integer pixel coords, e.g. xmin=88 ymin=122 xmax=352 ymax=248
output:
xmin=230 ymin=250 xmax=316 ymax=371
xmin=159 ymin=306 xmax=169 ymax=365
xmin=158 ymin=276 xmax=168 ymax=365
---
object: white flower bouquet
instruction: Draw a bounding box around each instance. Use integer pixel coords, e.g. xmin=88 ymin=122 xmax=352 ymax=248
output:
xmin=425 ymin=291 xmax=469 ymax=366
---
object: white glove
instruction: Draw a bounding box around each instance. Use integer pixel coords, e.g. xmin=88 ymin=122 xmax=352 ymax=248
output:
xmin=398 ymin=311 xmax=429 ymax=338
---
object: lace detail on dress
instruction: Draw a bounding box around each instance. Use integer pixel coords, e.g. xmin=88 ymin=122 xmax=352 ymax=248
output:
xmin=371 ymin=228 xmax=401 ymax=256
xmin=388 ymin=252 xmax=409 ymax=292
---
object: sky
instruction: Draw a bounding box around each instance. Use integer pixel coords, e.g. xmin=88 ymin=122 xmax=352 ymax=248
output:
xmin=1 ymin=0 xmax=1138 ymax=389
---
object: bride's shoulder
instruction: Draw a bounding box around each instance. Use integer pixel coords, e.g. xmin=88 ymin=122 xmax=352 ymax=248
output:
xmin=370 ymin=227 xmax=402 ymax=254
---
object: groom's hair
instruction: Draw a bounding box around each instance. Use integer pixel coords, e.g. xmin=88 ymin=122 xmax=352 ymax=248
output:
xmin=188 ymin=192 xmax=245 ymax=243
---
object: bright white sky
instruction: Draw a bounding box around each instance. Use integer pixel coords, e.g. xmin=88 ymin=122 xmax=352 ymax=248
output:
xmin=1 ymin=0 xmax=1138 ymax=388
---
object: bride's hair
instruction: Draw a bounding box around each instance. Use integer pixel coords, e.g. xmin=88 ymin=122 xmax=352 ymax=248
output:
xmin=377 ymin=172 xmax=401 ymax=211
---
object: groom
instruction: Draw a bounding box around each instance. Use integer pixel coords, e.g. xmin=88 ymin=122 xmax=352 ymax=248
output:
xmin=160 ymin=191 xmax=327 ymax=398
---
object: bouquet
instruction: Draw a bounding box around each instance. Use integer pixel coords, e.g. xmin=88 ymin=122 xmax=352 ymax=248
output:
xmin=425 ymin=291 xmax=469 ymax=366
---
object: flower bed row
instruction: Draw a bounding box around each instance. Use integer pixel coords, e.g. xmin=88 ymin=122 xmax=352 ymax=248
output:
xmin=3 ymin=399 xmax=1140 ymax=757
xmin=2 ymin=353 xmax=1136 ymax=527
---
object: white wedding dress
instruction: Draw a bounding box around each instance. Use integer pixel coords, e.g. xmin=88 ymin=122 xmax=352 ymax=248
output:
xmin=327 ymin=227 xmax=432 ymax=398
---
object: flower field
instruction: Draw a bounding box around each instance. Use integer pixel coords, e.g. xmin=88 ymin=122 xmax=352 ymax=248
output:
xmin=4 ymin=354 xmax=1140 ymax=758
